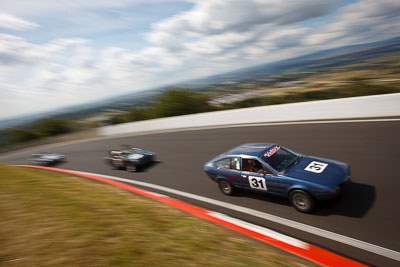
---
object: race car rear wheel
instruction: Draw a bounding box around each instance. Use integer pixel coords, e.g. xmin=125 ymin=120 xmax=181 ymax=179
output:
xmin=218 ymin=180 xmax=235 ymax=196
xmin=289 ymin=190 xmax=315 ymax=213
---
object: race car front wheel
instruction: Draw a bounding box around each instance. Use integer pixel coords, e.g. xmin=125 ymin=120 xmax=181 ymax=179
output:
xmin=289 ymin=190 xmax=315 ymax=213
xmin=126 ymin=163 xmax=137 ymax=172
xmin=218 ymin=180 xmax=235 ymax=196
xmin=110 ymin=162 xmax=120 ymax=170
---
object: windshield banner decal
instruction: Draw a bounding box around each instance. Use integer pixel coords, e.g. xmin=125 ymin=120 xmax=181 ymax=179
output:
xmin=264 ymin=146 xmax=280 ymax=157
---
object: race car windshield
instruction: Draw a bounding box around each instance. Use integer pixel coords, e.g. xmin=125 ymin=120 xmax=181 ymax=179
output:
xmin=261 ymin=146 xmax=300 ymax=172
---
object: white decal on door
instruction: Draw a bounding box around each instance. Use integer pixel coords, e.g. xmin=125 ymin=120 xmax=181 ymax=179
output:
xmin=249 ymin=176 xmax=267 ymax=191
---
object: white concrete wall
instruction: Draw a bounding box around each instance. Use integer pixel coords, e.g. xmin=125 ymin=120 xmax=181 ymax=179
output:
xmin=98 ymin=93 xmax=400 ymax=136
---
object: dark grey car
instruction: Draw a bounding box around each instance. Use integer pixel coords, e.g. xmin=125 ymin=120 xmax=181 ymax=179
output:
xmin=104 ymin=147 xmax=155 ymax=172
xmin=30 ymin=153 xmax=67 ymax=166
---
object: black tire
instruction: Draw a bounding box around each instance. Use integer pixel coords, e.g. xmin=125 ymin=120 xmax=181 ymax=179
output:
xmin=110 ymin=161 xmax=120 ymax=170
xmin=289 ymin=190 xmax=315 ymax=213
xmin=218 ymin=180 xmax=235 ymax=196
xmin=126 ymin=163 xmax=137 ymax=172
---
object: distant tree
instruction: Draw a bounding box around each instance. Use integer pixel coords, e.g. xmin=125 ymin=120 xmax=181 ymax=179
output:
xmin=127 ymin=108 xmax=150 ymax=122
xmin=10 ymin=129 xmax=41 ymax=143
xmin=0 ymin=130 xmax=11 ymax=148
xmin=36 ymin=119 xmax=78 ymax=137
xmin=151 ymin=88 xmax=211 ymax=117
xmin=110 ymin=116 xmax=130 ymax=125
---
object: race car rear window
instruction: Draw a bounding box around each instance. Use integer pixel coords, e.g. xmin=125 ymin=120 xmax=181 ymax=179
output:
xmin=215 ymin=158 xmax=231 ymax=169
xmin=215 ymin=157 xmax=241 ymax=170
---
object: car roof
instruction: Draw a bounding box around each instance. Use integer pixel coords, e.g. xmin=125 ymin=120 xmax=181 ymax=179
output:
xmin=225 ymin=143 xmax=276 ymax=157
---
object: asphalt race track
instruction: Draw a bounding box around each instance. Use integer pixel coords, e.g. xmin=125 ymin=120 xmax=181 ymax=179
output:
xmin=2 ymin=119 xmax=400 ymax=266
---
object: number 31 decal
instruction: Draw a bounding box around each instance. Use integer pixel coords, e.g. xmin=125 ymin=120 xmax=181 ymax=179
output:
xmin=304 ymin=161 xmax=328 ymax=173
xmin=249 ymin=176 xmax=267 ymax=191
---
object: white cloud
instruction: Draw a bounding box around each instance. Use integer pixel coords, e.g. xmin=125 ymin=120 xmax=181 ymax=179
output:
xmin=0 ymin=32 xmax=185 ymax=119
xmin=147 ymin=0 xmax=335 ymax=48
xmin=0 ymin=34 xmax=89 ymax=70
xmin=0 ymin=1 xmax=134 ymax=17
xmin=303 ymin=0 xmax=400 ymax=46
xmin=0 ymin=35 xmax=104 ymax=118
xmin=0 ymin=13 xmax=39 ymax=31
xmin=183 ymin=31 xmax=255 ymax=55
xmin=1 ymin=0 xmax=400 ymax=120
xmin=143 ymin=0 xmax=338 ymax=75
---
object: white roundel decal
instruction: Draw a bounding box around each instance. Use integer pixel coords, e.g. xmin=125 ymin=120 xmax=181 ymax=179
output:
xmin=304 ymin=161 xmax=328 ymax=173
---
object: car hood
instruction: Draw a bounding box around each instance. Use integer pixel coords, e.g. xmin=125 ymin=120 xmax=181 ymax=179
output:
xmin=284 ymin=155 xmax=349 ymax=187
xmin=132 ymin=149 xmax=153 ymax=155
xmin=35 ymin=154 xmax=64 ymax=161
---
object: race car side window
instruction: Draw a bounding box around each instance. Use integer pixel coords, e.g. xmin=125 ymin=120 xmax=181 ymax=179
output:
xmin=242 ymin=159 xmax=262 ymax=173
xmin=242 ymin=159 xmax=273 ymax=174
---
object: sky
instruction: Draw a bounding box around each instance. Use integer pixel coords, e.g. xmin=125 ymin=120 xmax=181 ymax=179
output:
xmin=1 ymin=0 xmax=400 ymax=120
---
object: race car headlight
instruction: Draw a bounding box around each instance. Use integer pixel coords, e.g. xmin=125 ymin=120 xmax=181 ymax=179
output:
xmin=331 ymin=186 xmax=340 ymax=194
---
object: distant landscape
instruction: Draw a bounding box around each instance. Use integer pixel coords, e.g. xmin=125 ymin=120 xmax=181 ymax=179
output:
xmin=1 ymin=36 xmax=399 ymax=150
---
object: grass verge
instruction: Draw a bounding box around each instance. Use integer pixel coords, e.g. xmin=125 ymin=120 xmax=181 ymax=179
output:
xmin=0 ymin=164 xmax=315 ymax=267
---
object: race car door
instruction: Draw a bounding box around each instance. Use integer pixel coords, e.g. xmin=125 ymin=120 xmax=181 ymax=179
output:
xmin=214 ymin=157 xmax=243 ymax=187
xmin=241 ymin=158 xmax=280 ymax=193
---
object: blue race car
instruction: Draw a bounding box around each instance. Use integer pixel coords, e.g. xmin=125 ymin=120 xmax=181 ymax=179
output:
xmin=204 ymin=143 xmax=351 ymax=213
